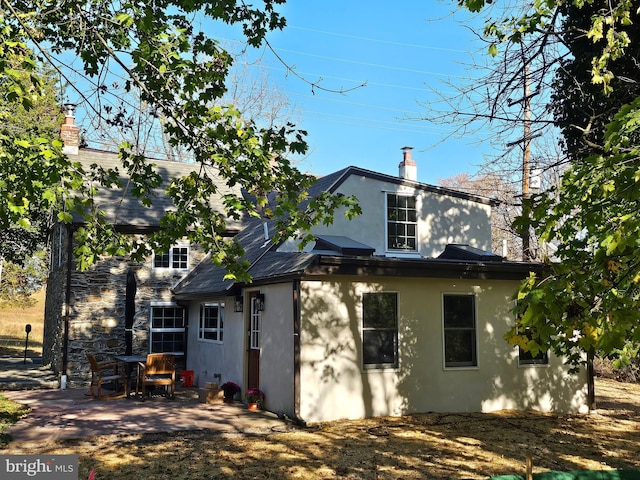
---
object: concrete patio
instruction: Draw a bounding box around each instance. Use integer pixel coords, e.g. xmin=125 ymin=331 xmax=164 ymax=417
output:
xmin=1 ymin=358 xmax=296 ymax=444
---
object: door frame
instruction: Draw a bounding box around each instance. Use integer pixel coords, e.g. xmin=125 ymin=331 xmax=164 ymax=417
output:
xmin=245 ymin=291 xmax=262 ymax=390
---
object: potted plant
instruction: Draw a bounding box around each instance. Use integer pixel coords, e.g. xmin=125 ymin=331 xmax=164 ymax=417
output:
xmin=245 ymin=388 xmax=265 ymax=410
xmin=221 ymin=381 xmax=240 ymax=403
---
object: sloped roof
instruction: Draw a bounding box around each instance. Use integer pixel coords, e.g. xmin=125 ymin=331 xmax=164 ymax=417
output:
xmin=313 ymin=235 xmax=375 ymax=256
xmin=172 ymin=165 xmax=516 ymax=299
xmin=172 ymin=216 xmax=281 ymax=298
xmin=308 ymin=166 xmax=498 ymax=206
xmin=71 ymin=148 xmax=242 ymax=230
xmin=438 ymin=244 xmax=504 ymax=262
xmin=173 ymin=243 xmax=539 ymax=299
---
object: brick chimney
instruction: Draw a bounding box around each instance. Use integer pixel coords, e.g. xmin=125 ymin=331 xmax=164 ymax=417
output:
xmin=398 ymin=146 xmax=417 ymax=181
xmin=60 ymin=103 xmax=80 ymax=155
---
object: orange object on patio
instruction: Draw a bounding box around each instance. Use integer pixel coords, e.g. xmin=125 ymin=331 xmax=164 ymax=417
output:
xmin=180 ymin=370 xmax=194 ymax=387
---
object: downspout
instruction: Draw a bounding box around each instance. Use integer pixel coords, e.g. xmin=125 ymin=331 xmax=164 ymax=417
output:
xmin=62 ymin=225 xmax=73 ymax=378
xmin=292 ymin=279 xmax=304 ymax=425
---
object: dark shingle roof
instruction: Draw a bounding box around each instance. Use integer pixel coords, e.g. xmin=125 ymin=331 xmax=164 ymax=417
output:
xmin=313 ymin=235 xmax=375 ymax=256
xmin=71 ymin=148 xmax=241 ymax=229
xmin=438 ymin=244 xmax=504 ymax=262
xmin=309 ymin=166 xmax=497 ymax=206
xmin=172 ymin=216 xmax=281 ymax=298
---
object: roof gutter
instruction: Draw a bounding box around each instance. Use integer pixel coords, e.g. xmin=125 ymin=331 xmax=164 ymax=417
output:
xmin=304 ymin=255 xmax=542 ymax=281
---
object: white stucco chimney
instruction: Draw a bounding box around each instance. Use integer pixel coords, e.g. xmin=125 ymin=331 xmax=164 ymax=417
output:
xmin=60 ymin=103 xmax=80 ymax=155
xmin=398 ymin=146 xmax=417 ymax=181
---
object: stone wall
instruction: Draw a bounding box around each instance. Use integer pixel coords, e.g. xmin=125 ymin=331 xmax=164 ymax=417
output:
xmin=44 ymin=228 xmax=206 ymax=384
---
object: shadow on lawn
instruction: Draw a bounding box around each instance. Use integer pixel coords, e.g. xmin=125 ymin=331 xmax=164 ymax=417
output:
xmin=3 ymin=378 xmax=640 ymax=480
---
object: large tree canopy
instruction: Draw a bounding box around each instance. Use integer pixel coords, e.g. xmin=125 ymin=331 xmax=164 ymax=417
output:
xmin=0 ymin=0 xmax=359 ymax=280
xmin=0 ymin=54 xmax=60 ymax=265
xmin=552 ymin=1 xmax=640 ymax=161
xmin=458 ymin=0 xmax=640 ymax=377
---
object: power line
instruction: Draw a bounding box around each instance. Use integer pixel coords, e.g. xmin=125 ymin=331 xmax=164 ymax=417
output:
xmin=274 ymin=47 xmax=470 ymax=79
xmin=287 ymin=25 xmax=469 ymax=54
xmin=286 ymin=91 xmax=425 ymax=115
xmin=255 ymin=63 xmax=436 ymax=93
xmin=301 ymin=110 xmax=445 ymax=135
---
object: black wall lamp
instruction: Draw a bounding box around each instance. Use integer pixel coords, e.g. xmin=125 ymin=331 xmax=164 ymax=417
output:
xmin=254 ymin=293 xmax=265 ymax=312
xmin=234 ymin=295 xmax=243 ymax=312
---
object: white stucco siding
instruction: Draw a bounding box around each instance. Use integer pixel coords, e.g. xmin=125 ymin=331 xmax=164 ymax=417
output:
xmin=185 ymin=296 xmax=245 ymax=389
xmin=298 ymin=277 xmax=588 ymax=423
xmin=254 ymin=283 xmax=296 ymax=417
xmin=185 ymin=284 xmax=296 ymax=418
xmin=295 ymin=174 xmax=492 ymax=257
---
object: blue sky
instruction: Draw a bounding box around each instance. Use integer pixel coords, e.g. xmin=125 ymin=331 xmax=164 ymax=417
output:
xmin=241 ymin=1 xmax=491 ymax=185
xmin=70 ymin=1 xmax=494 ymax=186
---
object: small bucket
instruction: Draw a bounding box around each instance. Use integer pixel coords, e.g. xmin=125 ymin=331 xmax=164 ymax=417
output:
xmin=180 ymin=370 xmax=194 ymax=388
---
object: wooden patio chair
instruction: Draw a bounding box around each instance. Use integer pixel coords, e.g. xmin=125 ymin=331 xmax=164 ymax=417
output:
xmin=86 ymin=353 xmax=126 ymax=400
xmin=136 ymin=353 xmax=176 ymax=399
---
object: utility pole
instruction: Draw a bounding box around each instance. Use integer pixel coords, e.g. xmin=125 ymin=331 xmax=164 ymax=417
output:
xmin=506 ymin=50 xmax=541 ymax=261
xmin=522 ymin=62 xmax=532 ymax=261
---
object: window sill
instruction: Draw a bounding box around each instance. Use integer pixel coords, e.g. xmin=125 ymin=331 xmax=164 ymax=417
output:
xmin=362 ymin=366 xmax=399 ymax=373
xmin=443 ymin=365 xmax=479 ymax=371
xmin=198 ymin=339 xmax=223 ymax=345
xmin=384 ymin=251 xmax=420 ymax=258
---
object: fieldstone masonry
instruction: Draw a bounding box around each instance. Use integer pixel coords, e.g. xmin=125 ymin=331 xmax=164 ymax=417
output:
xmin=44 ymin=225 xmax=206 ymax=384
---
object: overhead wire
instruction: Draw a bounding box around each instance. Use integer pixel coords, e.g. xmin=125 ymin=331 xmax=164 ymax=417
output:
xmin=286 ymin=25 xmax=469 ymax=54
xmin=216 ymin=24 xmax=475 ymax=135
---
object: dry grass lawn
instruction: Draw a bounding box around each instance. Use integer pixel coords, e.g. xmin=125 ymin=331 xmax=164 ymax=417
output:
xmin=0 ymin=289 xmax=44 ymax=356
xmin=2 ymin=377 xmax=639 ymax=479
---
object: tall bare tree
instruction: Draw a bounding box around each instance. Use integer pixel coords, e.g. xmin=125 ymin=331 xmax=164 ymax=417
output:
xmin=82 ymin=46 xmax=297 ymax=162
xmin=420 ymin=13 xmax=569 ymax=260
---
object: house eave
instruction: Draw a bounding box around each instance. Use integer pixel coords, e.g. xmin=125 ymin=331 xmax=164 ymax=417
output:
xmin=70 ymin=221 xmax=241 ymax=237
xmin=328 ymin=166 xmax=498 ymax=206
xmin=302 ymin=255 xmax=541 ymax=281
xmin=172 ymin=253 xmax=540 ymax=301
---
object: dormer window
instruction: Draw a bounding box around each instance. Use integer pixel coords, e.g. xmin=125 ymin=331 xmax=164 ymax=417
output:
xmin=386 ymin=193 xmax=417 ymax=251
xmin=153 ymin=243 xmax=189 ymax=270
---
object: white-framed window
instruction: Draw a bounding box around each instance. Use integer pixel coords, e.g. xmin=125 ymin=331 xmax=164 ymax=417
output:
xmin=199 ymin=302 xmax=224 ymax=343
xmin=362 ymin=292 xmax=398 ymax=369
xmin=518 ymin=328 xmax=549 ymax=366
xmin=249 ymin=296 xmax=261 ymax=349
xmin=153 ymin=242 xmax=189 ymax=270
xmin=386 ymin=193 xmax=417 ymax=251
xmin=443 ymin=294 xmax=477 ymax=368
xmin=149 ymin=304 xmax=186 ymax=355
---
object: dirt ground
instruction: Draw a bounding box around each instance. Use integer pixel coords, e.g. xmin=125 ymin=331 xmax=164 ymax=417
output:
xmin=3 ymin=377 xmax=639 ymax=479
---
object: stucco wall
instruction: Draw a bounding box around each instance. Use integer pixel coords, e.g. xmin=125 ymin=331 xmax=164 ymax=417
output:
xmin=185 ymin=295 xmax=245 ymax=389
xmin=255 ymin=283 xmax=295 ymax=417
xmin=298 ymin=276 xmax=588 ymax=423
xmin=289 ymin=174 xmax=492 ymax=257
xmin=185 ymin=283 xmax=296 ymax=417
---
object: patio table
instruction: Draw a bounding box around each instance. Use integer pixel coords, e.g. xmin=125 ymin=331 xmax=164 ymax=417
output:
xmin=114 ymin=355 xmax=148 ymax=397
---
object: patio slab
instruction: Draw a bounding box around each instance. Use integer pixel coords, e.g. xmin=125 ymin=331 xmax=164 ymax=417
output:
xmin=2 ymin=387 xmax=296 ymax=444
xmin=0 ymin=357 xmax=59 ymax=390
